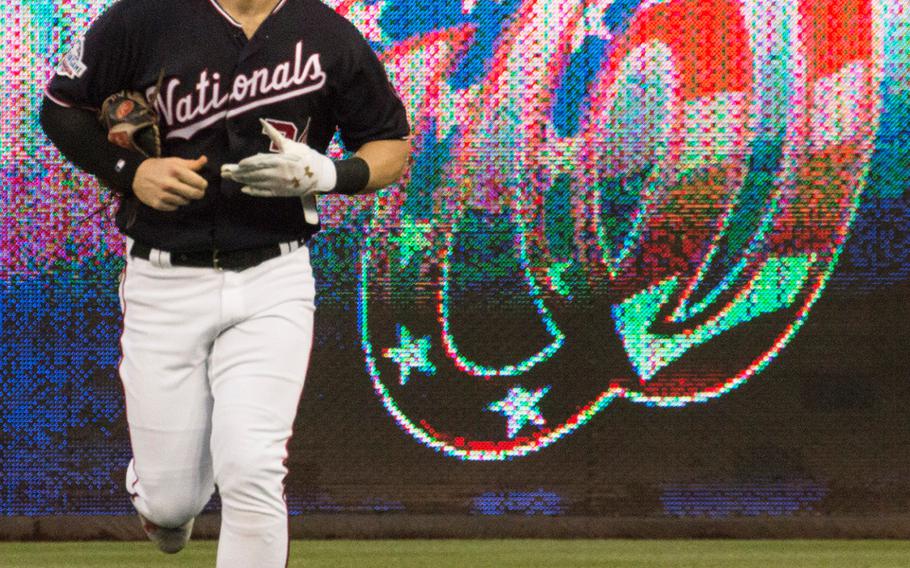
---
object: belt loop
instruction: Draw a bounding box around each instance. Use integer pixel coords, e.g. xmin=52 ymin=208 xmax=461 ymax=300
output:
xmin=301 ymin=194 xmax=319 ymax=225
xmin=149 ymin=248 xmax=172 ymax=268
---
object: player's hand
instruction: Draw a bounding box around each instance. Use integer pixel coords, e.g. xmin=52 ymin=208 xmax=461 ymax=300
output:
xmin=220 ymin=119 xmax=336 ymax=197
xmin=132 ymin=156 xmax=208 ymax=211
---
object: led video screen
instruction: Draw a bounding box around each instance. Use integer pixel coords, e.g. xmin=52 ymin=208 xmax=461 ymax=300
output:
xmin=2 ymin=0 xmax=908 ymax=519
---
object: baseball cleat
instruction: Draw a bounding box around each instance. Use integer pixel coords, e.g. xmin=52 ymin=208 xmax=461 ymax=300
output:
xmin=138 ymin=514 xmax=194 ymax=554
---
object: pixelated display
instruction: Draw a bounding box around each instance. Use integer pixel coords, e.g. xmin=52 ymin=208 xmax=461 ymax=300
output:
xmin=1 ymin=0 xmax=908 ymax=518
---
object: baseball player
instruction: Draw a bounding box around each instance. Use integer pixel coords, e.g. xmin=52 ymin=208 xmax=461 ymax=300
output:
xmin=40 ymin=0 xmax=410 ymax=565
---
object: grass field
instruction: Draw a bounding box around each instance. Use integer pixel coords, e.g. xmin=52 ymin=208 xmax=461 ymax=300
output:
xmin=1 ymin=540 xmax=909 ymax=567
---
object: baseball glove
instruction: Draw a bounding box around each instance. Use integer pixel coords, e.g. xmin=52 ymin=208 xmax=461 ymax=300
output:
xmin=98 ymin=90 xmax=161 ymax=158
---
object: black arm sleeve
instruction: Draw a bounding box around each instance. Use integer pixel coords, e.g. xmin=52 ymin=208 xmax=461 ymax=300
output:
xmin=40 ymin=96 xmax=146 ymax=196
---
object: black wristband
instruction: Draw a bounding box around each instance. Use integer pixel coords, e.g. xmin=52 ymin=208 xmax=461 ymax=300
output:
xmin=332 ymin=156 xmax=371 ymax=195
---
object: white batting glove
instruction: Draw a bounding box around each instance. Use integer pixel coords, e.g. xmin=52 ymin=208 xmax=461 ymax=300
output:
xmin=220 ymin=119 xmax=337 ymax=197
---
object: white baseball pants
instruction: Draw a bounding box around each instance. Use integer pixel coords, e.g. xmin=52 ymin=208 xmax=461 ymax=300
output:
xmin=118 ymin=239 xmax=315 ymax=567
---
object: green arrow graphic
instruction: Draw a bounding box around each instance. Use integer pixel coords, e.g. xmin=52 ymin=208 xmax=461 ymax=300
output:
xmin=613 ymin=256 xmax=812 ymax=382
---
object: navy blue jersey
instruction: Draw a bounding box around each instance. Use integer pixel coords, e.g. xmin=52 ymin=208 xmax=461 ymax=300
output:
xmin=47 ymin=0 xmax=410 ymax=252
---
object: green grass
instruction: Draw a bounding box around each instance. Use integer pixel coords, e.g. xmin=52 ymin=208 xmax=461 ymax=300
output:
xmin=1 ymin=540 xmax=909 ymax=567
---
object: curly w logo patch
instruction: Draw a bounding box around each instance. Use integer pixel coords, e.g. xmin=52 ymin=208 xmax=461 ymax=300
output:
xmin=351 ymin=0 xmax=884 ymax=459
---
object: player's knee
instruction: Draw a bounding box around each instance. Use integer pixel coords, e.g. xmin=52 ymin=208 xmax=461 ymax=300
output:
xmin=142 ymin=483 xmax=212 ymax=527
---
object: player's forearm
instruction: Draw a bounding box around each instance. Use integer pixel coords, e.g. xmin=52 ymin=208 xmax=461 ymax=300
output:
xmin=354 ymin=138 xmax=411 ymax=193
xmin=40 ymin=97 xmax=145 ymax=195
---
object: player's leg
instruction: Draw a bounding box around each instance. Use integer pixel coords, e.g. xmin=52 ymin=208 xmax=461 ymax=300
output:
xmin=209 ymin=246 xmax=316 ymax=568
xmin=118 ymin=255 xmax=219 ymax=539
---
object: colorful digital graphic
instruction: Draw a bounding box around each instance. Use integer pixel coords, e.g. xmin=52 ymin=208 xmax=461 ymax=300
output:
xmin=1 ymin=0 xmax=907 ymax=515
xmin=359 ymin=0 xmax=888 ymax=459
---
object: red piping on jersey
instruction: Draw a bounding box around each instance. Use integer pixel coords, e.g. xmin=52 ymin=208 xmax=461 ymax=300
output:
xmin=43 ymin=89 xmax=73 ymax=108
xmin=207 ymin=0 xmax=288 ymax=28
xmin=208 ymin=0 xmax=244 ymax=28
xmin=271 ymin=0 xmax=288 ymax=15
xmin=43 ymin=88 xmax=106 ymax=113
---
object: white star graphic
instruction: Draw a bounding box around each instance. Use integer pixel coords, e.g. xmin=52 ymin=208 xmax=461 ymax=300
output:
xmin=570 ymin=0 xmax=614 ymax=52
xmin=383 ymin=324 xmax=436 ymax=385
xmin=487 ymin=385 xmax=551 ymax=439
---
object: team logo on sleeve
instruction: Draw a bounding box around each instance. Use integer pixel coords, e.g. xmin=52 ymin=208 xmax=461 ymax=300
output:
xmin=56 ymin=38 xmax=87 ymax=79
